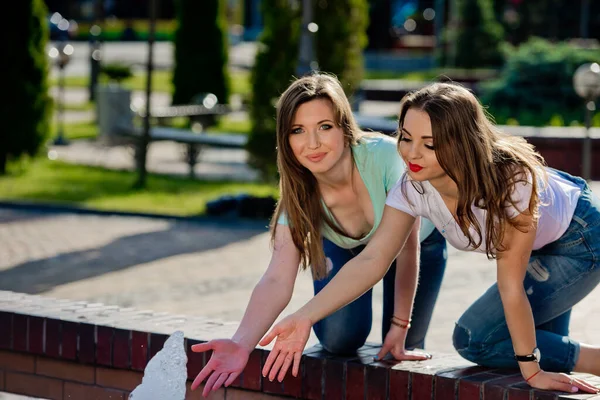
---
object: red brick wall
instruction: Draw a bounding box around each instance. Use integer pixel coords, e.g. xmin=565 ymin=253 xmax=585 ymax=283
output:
xmin=1 ymin=291 xmax=598 ymax=399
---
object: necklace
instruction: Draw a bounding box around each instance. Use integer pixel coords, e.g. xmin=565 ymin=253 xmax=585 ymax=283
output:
xmin=439 ymin=216 xmax=455 ymax=234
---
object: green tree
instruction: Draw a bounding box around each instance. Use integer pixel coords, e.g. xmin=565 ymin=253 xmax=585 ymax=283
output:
xmin=315 ymin=0 xmax=369 ymax=96
xmin=481 ymin=37 xmax=600 ymax=126
xmin=447 ymin=0 xmax=504 ymax=68
xmin=1 ymin=0 xmax=52 ymax=174
xmin=246 ymin=0 xmax=300 ymax=181
xmin=172 ymin=0 xmax=230 ymax=106
xmin=247 ymin=0 xmax=369 ymax=181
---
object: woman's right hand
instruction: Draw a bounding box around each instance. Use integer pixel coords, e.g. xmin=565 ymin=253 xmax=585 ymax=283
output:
xmin=190 ymin=339 xmax=251 ymax=398
xmin=259 ymin=314 xmax=313 ymax=382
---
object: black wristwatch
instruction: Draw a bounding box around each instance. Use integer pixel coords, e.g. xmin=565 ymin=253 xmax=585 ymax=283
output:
xmin=515 ymin=347 xmax=541 ymax=362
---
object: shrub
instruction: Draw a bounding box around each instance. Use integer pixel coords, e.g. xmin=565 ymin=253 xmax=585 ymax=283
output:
xmin=1 ymin=0 xmax=51 ymax=174
xmin=444 ymin=0 xmax=504 ymax=68
xmin=246 ymin=0 xmax=300 ymax=181
xmin=172 ymin=0 xmax=230 ymax=106
xmin=481 ymin=37 xmax=600 ymax=126
xmin=100 ymin=63 xmax=133 ymax=83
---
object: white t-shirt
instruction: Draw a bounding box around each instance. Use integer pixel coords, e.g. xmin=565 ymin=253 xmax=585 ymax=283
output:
xmin=385 ymin=168 xmax=582 ymax=252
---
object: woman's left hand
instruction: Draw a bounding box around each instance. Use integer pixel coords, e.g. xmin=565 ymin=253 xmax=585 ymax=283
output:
xmin=526 ymin=370 xmax=600 ymax=394
xmin=376 ymin=325 xmax=432 ymax=361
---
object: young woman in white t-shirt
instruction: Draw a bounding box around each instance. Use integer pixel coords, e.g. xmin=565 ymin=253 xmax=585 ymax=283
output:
xmin=259 ymin=82 xmax=600 ymax=394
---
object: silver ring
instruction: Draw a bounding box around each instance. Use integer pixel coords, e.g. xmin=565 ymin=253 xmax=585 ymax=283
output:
xmin=569 ymin=378 xmax=573 ymax=385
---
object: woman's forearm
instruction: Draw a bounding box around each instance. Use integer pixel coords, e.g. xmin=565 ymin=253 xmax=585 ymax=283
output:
xmin=296 ymin=251 xmax=389 ymax=324
xmin=294 ymin=207 xmax=415 ymax=327
xmin=499 ymin=285 xmax=538 ymax=376
xmin=393 ymin=226 xmax=420 ymax=322
xmin=232 ymin=277 xmax=294 ymax=352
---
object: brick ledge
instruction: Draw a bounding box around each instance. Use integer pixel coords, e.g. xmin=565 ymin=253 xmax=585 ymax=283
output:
xmin=1 ymin=290 xmax=599 ymax=400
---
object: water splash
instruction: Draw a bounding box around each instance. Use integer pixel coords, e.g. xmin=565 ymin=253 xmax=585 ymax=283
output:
xmin=129 ymin=331 xmax=187 ymax=400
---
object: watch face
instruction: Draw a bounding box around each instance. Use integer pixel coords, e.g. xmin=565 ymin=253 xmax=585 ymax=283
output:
xmin=533 ymin=348 xmax=541 ymax=362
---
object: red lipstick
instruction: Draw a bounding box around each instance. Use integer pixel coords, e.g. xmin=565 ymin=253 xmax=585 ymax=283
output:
xmin=409 ymin=162 xmax=423 ymax=172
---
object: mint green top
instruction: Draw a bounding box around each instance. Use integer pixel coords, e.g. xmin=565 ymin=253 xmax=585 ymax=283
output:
xmin=278 ymin=135 xmax=436 ymax=249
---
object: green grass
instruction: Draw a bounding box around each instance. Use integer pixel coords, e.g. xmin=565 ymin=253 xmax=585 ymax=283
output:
xmin=0 ymin=158 xmax=277 ymax=217
xmin=62 ymin=101 xmax=94 ymax=112
xmin=50 ymin=121 xmax=98 ymax=141
xmin=364 ymin=68 xmax=500 ymax=82
xmin=207 ymin=115 xmax=251 ymax=135
xmin=52 ymin=69 xmax=251 ymax=97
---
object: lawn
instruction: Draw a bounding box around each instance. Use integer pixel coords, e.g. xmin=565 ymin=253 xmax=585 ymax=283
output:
xmin=0 ymin=158 xmax=278 ymax=217
xmin=56 ymin=115 xmax=251 ymax=140
xmin=52 ymin=121 xmax=99 ymax=141
xmin=51 ymin=69 xmax=251 ymax=97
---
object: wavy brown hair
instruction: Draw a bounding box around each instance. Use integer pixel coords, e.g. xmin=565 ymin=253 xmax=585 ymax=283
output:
xmin=397 ymin=82 xmax=546 ymax=258
xmin=270 ymin=73 xmax=366 ymax=279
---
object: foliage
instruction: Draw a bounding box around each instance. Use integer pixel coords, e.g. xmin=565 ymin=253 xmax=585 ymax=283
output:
xmin=246 ymin=0 xmax=300 ymax=181
xmin=100 ymin=63 xmax=133 ymax=83
xmin=172 ymin=0 xmax=230 ymax=105
xmin=481 ymin=38 xmax=600 ymax=126
xmin=314 ymin=0 xmax=369 ymax=96
xmin=443 ymin=0 xmax=504 ymax=68
xmin=1 ymin=0 xmax=52 ymax=174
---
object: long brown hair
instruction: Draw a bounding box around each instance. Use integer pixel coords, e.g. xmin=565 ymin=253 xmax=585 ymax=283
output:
xmin=398 ymin=82 xmax=546 ymax=258
xmin=270 ymin=73 xmax=365 ymax=279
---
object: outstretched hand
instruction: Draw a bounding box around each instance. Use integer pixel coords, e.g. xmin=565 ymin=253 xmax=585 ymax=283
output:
xmin=527 ymin=370 xmax=599 ymax=394
xmin=376 ymin=324 xmax=432 ymax=362
xmin=259 ymin=314 xmax=312 ymax=382
xmin=190 ymin=339 xmax=250 ymax=398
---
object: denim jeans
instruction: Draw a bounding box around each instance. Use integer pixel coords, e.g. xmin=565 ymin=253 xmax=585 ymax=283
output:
xmin=452 ymin=170 xmax=600 ymax=372
xmin=313 ymin=228 xmax=448 ymax=354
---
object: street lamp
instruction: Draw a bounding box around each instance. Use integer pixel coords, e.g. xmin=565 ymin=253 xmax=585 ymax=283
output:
xmin=49 ymin=41 xmax=74 ymax=146
xmin=573 ymin=62 xmax=600 ymax=181
xmin=296 ymin=0 xmax=318 ymax=77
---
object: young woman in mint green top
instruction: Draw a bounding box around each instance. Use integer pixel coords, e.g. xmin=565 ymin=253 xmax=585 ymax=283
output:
xmin=189 ymin=73 xmax=447 ymax=397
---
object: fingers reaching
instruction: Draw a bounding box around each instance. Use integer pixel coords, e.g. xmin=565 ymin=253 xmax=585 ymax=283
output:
xmin=202 ymin=370 xmax=222 ymax=398
xmin=262 ymin=347 xmax=280 ymax=378
xmin=191 ymin=342 xmax=214 ymax=353
xmin=212 ymin=373 xmax=228 ymax=392
xmin=560 ymin=374 xmax=600 ymax=394
xmin=191 ymin=364 xmax=213 ymax=391
xmin=376 ymin=342 xmax=392 ymax=361
xmin=268 ymin=351 xmax=289 ymax=382
xmin=277 ymin=353 xmax=295 ymax=382
xmin=259 ymin=327 xmax=279 ymax=347
xmin=224 ymin=371 xmax=240 ymax=388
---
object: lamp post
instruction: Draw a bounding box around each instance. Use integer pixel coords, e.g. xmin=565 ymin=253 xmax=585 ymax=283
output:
xmin=89 ymin=25 xmax=102 ymax=102
xmin=296 ymin=0 xmax=318 ymax=77
xmin=49 ymin=41 xmax=74 ymax=146
xmin=573 ymin=62 xmax=600 ymax=181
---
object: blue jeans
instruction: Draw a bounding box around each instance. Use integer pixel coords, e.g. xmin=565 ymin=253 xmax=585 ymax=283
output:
xmin=313 ymin=228 xmax=448 ymax=354
xmin=452 ymin=170 xmax=600 ymax=372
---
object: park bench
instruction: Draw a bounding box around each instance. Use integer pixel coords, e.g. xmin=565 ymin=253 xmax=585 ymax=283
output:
xmin=115 ymin=101 xmax=248 ymax=178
